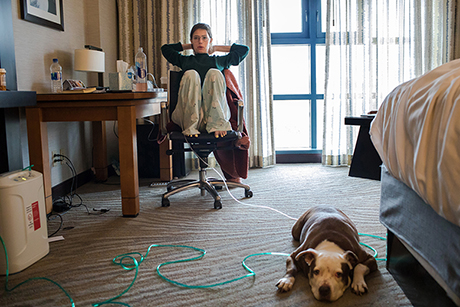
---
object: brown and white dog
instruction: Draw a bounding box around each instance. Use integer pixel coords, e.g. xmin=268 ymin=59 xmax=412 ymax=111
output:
xmin=276 ymin=206 xmax=378 ymax=301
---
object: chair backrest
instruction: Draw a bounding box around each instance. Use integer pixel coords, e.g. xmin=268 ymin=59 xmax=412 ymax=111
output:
xmin=168 ymin=70 xmax=184 ymax=119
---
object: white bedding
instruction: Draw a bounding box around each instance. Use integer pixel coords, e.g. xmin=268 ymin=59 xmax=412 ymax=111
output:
xmin=370 ymin=59 xmax=460 ymax=226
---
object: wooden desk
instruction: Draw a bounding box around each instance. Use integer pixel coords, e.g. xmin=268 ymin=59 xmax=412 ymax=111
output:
xmin=26 ymin=91 xmax=167 ymax=217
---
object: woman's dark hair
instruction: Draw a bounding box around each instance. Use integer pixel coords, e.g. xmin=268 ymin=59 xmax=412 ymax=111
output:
xmin=190 ymin=23 xmax=212 ymax=40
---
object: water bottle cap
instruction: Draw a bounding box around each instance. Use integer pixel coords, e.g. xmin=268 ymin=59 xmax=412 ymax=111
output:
xmin=138 ymin=47 xmax=143 ymax=52
xmin=53 ymin=58 xmax=59 ymax=63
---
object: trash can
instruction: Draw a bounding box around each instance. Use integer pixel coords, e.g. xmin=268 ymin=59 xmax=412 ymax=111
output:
xmin=0 ymin=169 xmax=49 ymax=274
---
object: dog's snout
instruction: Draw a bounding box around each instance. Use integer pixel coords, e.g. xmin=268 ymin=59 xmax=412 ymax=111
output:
xmin=319 ymin=285 xmax=331 ymax=299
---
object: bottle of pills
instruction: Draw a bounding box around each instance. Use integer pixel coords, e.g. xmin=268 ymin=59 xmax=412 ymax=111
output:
xmin=0 ymin=68 xmax=6 ymax=91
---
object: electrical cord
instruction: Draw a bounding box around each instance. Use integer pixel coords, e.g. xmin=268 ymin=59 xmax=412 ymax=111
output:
xmin=53 ymin=153 xmax=110 ymax=215
xmin=181 ymin=135 xmax=298 ymax=221
xmin=180 ymin=136 xmax=387 ymax=261
xmin=113 ymin=120 xmax=118 ymax=138
xmin=100 ymin=143 xmax=385 ymax=303
xmin=141 ymin=118 xmax=158 ymax=141
xmin=47 ymin=212 xmax=64 ymax=237
xmin=52 ymin=154 xmax=81 ymax=210
xmin=49 ymin=154 xmax=109 ymax=237
xmin=0 ymin=146 xmax=387 ymax=306
xmin=178 ymin=136 xmax=387 ymax=260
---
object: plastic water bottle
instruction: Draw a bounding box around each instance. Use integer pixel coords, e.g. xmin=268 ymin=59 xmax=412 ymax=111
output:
xmin=50 ymin=58 xmax=63 ymax=93
xmin=135 ymin=47 xmax=147 ymax=91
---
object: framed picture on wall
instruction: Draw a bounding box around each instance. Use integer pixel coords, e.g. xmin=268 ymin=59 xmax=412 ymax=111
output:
xmin=20 ymin=0 xmax=64 ymax=31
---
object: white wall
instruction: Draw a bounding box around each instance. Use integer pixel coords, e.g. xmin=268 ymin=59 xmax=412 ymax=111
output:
xmin=11 ymin=0 xmax=119 ymax=187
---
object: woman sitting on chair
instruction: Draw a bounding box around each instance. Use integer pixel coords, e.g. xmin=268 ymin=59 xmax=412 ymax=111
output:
xmin=161 ymin=23 xmax=249 ymax=139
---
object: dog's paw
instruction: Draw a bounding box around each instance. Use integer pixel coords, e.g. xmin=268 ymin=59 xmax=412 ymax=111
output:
xmin=351 ymin=263 xmax=370 ymax=295
xmin=351 ymin=279 xmax=368 ymax=295
xmin=276 ymin=277 xmax=294 ymax=292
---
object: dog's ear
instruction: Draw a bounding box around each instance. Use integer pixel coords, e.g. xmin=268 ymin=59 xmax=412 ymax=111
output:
xmin=343 ymin=250 xmax=359 ymax=268
xmin=296 ymin=248 xmax=317 ymax=266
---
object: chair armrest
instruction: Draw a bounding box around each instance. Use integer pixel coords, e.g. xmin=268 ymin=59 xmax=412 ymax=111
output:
xmin=160 ymin=101 xmax=169 ymax=135
xmin=237 ymin=100 xmax=244 ymax=134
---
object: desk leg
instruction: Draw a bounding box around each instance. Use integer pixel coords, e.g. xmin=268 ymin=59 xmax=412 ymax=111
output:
xmin=92 ymin=121 xmax=108 ymax=181
xmin=26 ymin=108 xmax=53 ymax=214
xmin=117 ymin=106 xmax=139 ymax=217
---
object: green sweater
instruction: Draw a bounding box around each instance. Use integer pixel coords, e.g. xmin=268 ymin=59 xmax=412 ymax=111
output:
xmin=161 ymin=42 xmax=249 ymax=83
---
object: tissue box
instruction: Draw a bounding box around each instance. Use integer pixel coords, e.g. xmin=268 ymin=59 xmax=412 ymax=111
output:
xmin=109 ymin=72 xmax=132 ymax=91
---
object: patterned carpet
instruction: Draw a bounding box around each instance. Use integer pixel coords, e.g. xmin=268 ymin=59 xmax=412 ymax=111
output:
xmin=0 ymin=164 xmax=412 ymax=306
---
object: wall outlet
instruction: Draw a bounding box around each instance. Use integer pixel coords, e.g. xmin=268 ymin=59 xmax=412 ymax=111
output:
xmin=51 ymin=149 xmax=65 ymax=166
xmin=51 ymin=151 xmax=58 ymax=167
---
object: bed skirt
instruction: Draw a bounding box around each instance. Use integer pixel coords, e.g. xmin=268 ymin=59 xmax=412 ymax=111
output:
xmin=380 ymin=166 xmax=460 ymax=306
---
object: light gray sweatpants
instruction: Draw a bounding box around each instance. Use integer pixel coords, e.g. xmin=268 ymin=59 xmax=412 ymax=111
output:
xmin=171 ymin=69 xmax=232 ymax=135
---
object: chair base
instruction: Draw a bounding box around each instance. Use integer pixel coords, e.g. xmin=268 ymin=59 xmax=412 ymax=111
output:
xmin=161 ymin=169 xmax=253 ymax=209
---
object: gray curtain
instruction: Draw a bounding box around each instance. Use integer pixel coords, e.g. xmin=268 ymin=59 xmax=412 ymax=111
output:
xmin=117 ymin=0 xmax=193 ymax=85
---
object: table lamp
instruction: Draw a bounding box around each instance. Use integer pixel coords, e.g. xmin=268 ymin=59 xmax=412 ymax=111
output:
xmin=74 ymin=45 xmax=105 ymax=88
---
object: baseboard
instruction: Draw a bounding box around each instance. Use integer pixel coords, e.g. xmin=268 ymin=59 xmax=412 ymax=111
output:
xmin=51 ymin=168 xmax=95 ymax=199
xmin=276 ymin=153 xmax=321 ymax=163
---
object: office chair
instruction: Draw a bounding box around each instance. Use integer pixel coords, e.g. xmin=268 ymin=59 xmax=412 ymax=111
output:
xmin=160 ymin=70 xmax=253 ymax=209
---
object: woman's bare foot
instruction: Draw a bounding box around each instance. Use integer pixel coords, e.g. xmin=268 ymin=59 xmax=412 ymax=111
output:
xmin=227 ymin=177 xmax=242 ymax=184
xmin=214 ymin=131 xmax=227 ymax=138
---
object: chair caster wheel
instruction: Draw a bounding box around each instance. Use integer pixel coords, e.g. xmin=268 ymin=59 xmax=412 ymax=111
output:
xmin=162 ymin=197 xmax=170 ymax=207
xmin=245 ymin=190 xmax=253 ymax=198
xmin=214 ymin=200 xmax=222 ymax=209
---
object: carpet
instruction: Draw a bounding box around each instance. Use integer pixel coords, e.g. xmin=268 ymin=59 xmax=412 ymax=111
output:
xmin=0 ymin=164 xmax=412 ymax=306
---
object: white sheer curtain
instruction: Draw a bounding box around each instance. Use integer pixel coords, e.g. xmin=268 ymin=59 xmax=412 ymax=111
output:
xmin=191 ymin=0 xmax=275 ymax=168
xmin=322 ymin=0 xmax=459 ymax=166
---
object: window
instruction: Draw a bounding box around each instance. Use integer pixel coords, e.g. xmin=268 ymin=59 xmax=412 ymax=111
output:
xmin=270 ymin=0 xmax=325 ymax=161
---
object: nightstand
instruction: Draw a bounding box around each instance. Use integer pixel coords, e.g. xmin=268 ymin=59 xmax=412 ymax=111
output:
xmin=344 ymin=115 xmax=382 ymax=180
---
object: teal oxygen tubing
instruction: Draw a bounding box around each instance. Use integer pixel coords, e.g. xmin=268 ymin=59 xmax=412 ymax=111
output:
xmin=1 ymin=161 xmax=387 ymax=306
xmin=0 ymin=236 xmax=75 ymax=307
xmin=93 ymin=244 xmax=290 ymax=306
xmin=94 ymin=233 xmax=385 ymax=306
xmin=1 ymin=233 xmax=385 ymax=307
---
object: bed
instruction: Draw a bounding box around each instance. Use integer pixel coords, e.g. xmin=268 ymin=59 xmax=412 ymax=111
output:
xmin=370 ymin=59 xmax=460 ymax=306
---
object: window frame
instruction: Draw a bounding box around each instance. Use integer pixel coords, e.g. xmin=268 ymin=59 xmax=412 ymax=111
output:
xmin=271 ymin=0 xmax=325 ymax=157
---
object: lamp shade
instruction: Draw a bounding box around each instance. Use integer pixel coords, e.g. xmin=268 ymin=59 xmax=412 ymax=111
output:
xmin=74 ymin=49 xmax=105 ymax=72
